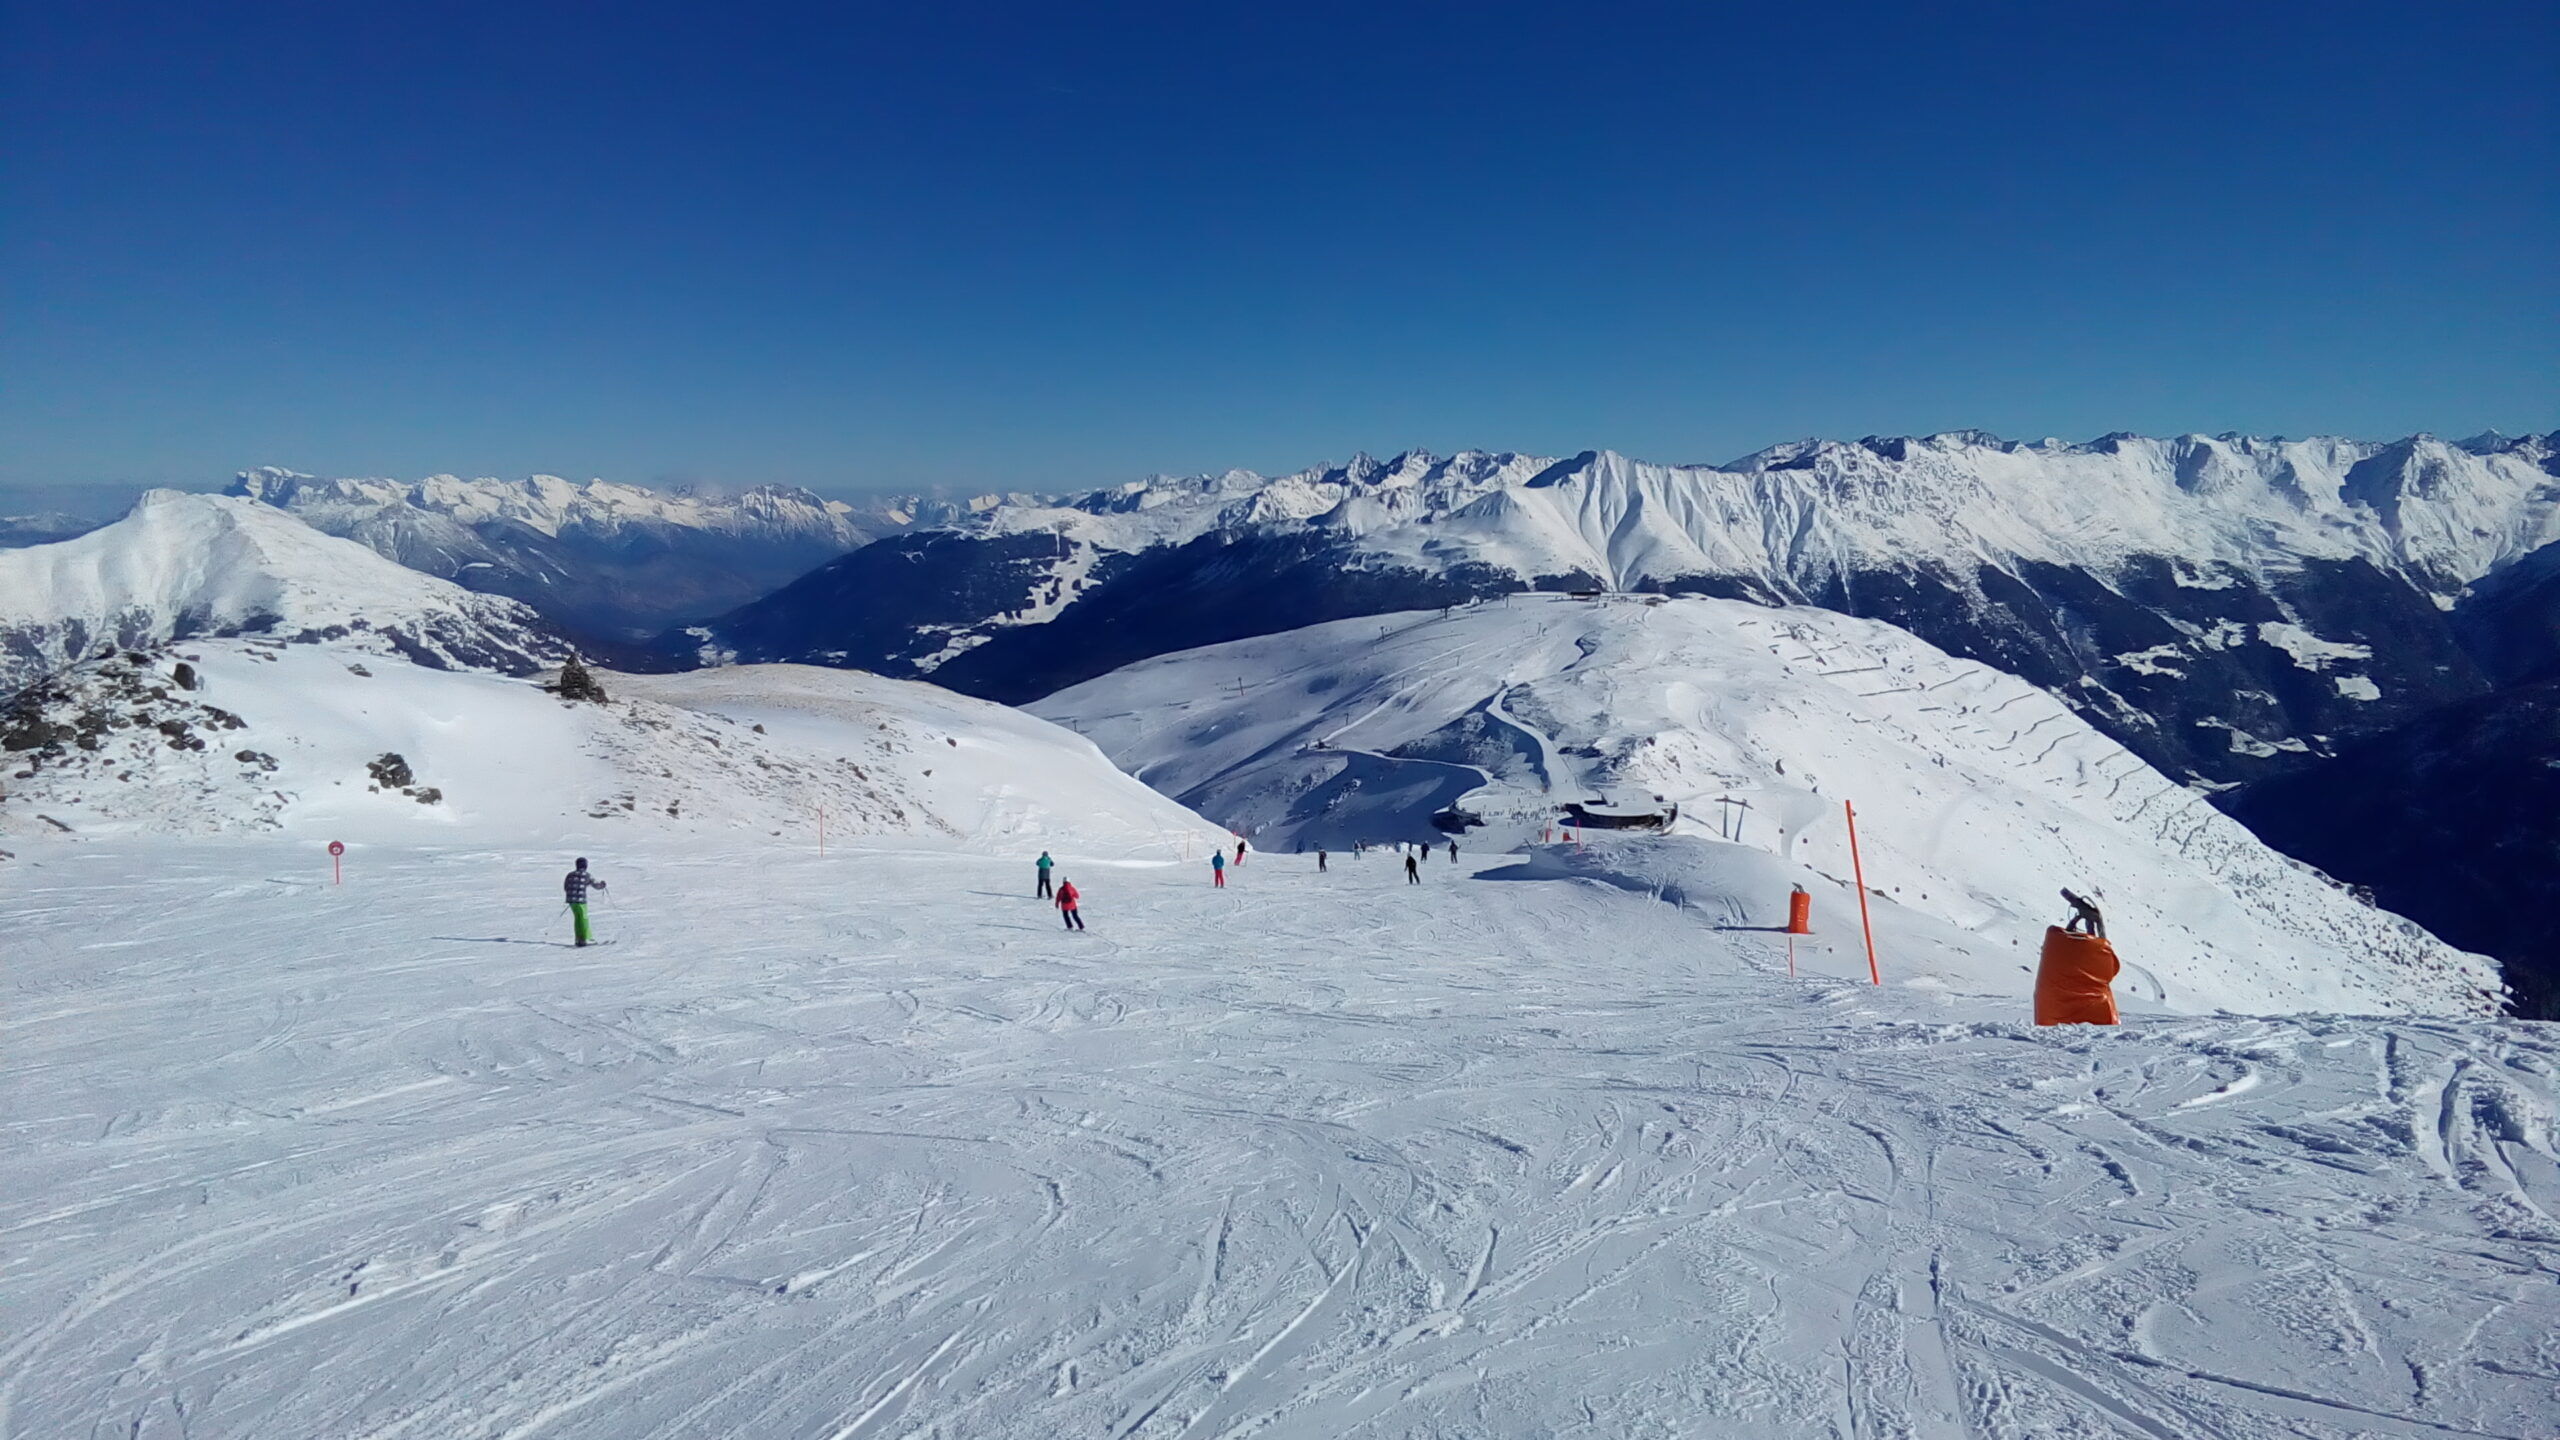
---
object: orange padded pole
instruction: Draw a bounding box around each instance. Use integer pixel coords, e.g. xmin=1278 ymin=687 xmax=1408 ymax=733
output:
xmin=1845 ymin=801 xmax=1880 ymax=986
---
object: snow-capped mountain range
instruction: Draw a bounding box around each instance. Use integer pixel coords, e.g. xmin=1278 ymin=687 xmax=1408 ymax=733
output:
xmin=678 ymin=429 xmax=2560 ymax=789
xmin=0 ymin=490 xmax=561 ymax=691
xmin=228 ymin=468 xmax=1000 ymax=639
xmin=0 ymin=512 xmax=102 ymax=549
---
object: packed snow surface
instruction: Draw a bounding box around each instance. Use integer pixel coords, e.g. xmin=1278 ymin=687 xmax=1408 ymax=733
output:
xmin=3 ymin=837 xmax=2554 ymax=1438
xmin=1037 ymin=595 xmax=2504 ymax=1018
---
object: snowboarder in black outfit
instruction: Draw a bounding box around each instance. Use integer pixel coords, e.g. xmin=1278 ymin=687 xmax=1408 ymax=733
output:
xmin=564 ymin=858 xmax=607 ymax=946
xmin=1317 ymin=849 xmax=1328 ymax=872
xmin=2061 ymin=888 xmax=2106 ymax=939
xmin=1405 ymin=853 xmax=1421 ymax=884
xmin=1447 ymin=840 xmax=1458 ymax=863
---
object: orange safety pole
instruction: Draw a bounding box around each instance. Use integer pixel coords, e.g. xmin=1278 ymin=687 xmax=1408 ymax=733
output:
xmin=1845 ymin=800 xmax=1880 ymax=986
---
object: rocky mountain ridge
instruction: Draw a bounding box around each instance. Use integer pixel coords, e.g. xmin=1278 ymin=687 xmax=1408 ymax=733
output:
xmin=677 ymin=429 xmax=2560 ymax=789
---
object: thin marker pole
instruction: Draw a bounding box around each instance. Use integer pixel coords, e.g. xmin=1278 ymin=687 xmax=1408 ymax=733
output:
xmin=1845 ymin=800 xmax=1880 ymax=986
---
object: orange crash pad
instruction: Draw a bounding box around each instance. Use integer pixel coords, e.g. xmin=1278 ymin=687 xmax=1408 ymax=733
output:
xmin=2035 ymin=926 xmax=2121 ymax=1026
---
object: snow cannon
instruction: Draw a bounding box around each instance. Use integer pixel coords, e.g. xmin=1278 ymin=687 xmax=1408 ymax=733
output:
xmin=1785 ymin=886 xmax=1811 ymax=936
xmin=2034 ymin=927 xmax=2121 ymax=1026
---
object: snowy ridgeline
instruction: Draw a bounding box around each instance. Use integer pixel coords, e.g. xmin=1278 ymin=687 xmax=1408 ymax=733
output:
xmin=1037 ymin=595 xmax=2506 ymax=1018
xmin=0 ymin=490 xmax=562 ymax=694
xmin=225 ymin=468 xmax=987 ymax=635
xmin=3 ymin=841 xmax=2552 ymax=1438
xmin=688 ymin=430 xmax=2560 ymax=792
xmin=0 ymin=639 xmax=1221 ymax=857
xmin=956 ymin=432 xmax=2560 ymax=600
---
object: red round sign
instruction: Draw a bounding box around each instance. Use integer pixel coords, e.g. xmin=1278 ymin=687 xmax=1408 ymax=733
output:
xmin=328 ymin=841 xmax=345 ymax=856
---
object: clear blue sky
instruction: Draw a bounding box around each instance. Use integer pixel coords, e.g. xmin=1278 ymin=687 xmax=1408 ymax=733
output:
xmin=4 ymin=1 xmax=2551 ymax=499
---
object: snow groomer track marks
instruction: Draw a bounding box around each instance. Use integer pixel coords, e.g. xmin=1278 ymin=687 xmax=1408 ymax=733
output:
xmin=5 ymin=841 xmax=2552 ymax=1438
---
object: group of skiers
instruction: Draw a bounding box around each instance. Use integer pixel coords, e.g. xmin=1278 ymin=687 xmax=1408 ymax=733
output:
xmin=1043 ymin=834 xmax=1468 ymax=931
xmin=1035 ymin=850 xmax=1081 ymax=927
xmin=1315 ymin=838 xmax=1457 ymax=877
xmin=1047 ymin=834 xmax=1462 ymax=920
xmin=562 ymin=836 xmax=1453 ymax=946
xmin=557 ymin=851 xmax=2122 ymax=1026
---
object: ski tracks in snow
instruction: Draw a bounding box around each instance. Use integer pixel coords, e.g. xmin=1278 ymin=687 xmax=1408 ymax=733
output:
xmin=2 ymin=840 xmax=2554 ymax=1438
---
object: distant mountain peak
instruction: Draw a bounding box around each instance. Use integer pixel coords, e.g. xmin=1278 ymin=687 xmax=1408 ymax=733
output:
xmin=221 ymin=467 xmax=990 ymax=638
xmin=0 ymin=490 xmax=562 ymax=691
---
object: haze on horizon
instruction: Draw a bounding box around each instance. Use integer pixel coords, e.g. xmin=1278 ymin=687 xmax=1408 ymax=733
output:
xmin=3 ymin=2 xmax=2550 ymax=502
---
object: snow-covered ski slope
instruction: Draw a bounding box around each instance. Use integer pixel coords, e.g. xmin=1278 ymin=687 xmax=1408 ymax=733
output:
xmin=4 ymin=839 xmax=2553 ymax=1438
xmin=1037 ymin=595 xmax=2502 ymax=1018
xmin=0 ymin=491 xmax=561 ymax=691
xmin=0 ymin=641 xmax=1218 ymax=856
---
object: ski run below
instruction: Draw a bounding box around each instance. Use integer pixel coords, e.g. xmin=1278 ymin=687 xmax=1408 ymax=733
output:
xmin=1037 ymin=595 xmax=2503 ymax=1018
xmin=5 ymin=836 xmax=2555 ymax=1439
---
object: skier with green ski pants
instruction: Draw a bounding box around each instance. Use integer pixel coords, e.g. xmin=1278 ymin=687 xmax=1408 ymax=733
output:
xmin=564 ymin=857 xmax=607 ymax=946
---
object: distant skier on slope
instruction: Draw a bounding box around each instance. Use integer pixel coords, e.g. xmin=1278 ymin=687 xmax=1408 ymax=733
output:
xmin=563 ymin=858 xmax=607 ymax=947
xmin=1056 ymin=878 xmax=1084 ymax=930
xmin=1405 ymin=853 xmax=1421 ymax=884
xmin=1317 ymin=849 xmax=1328 ymax=872
xmin=1035 ymin=850 xmax=1054 ymax=898
xmin=1211 ymin=851 xmax=1227 ymax=887
xmin=1447 ymin=840 xmax=1458 ymax=863
xmin=1234 ymin=838 xmax=1247 ymax=866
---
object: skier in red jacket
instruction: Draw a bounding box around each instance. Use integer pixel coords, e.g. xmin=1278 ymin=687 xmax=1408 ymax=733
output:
xmin=1055 ymin=879 xmax=1084 ymax=930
